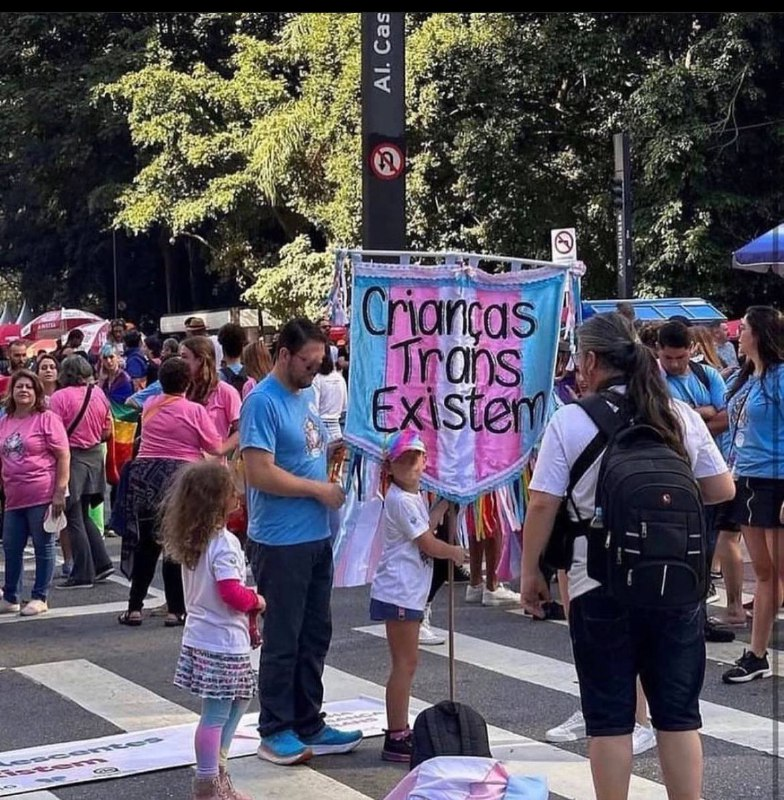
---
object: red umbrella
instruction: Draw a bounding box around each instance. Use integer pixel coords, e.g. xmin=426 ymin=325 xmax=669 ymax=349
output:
xmin=21 ymin=308 xmax=102 ymax=339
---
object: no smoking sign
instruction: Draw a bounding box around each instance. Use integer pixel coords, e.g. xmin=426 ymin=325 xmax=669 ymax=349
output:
xmin=370 ymin=142 xmax=404 ymax=180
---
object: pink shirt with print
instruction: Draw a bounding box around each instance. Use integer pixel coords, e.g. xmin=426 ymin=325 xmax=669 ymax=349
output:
xmin=137 ymin=394 xmax=223 ymax=461
xmin=205 ymin=380 xmax=241 ymax=438
xmin=49 ymin=386 xmax=111 ymax=449
xmin=0 ymin=410 xmax=69 ymax=510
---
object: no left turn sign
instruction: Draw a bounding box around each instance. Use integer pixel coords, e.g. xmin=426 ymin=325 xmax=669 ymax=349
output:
xmin=370 ymin=142 xmax=404 ymax=180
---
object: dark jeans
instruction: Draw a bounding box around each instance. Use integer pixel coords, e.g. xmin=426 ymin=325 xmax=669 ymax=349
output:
xmin=128 ymin=517 xmax=185 ymax=615
xmin=570 ymin=588 xmax=705 ymax=736
xmin=247 ymin=537 xmax=333 ymax=738
xmin=66 ymin=495 xmax=112 ymax=583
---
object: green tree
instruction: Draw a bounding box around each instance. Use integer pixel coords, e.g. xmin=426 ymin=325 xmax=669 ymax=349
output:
xmin=243 ymin=235 xmax=334 ymax=322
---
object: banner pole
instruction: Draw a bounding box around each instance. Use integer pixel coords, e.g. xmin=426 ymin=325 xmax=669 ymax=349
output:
xmin=447 ymin=504 xmax=457 ymax=702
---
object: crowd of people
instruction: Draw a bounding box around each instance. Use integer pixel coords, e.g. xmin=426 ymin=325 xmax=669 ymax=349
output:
xmin=0 ymin=299 xmax=781 ymax=800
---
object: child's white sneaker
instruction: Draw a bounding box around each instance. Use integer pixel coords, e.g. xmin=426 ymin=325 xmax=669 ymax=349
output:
xmin=419 ymin=603 xmax=444 ymax=646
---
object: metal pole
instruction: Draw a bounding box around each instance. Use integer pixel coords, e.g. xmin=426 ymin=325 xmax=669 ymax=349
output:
xmin=112 ymin=229 xmax=118 ymax=318
xmin=447 ymin=505 xmax=457 ymax=702
xmin=613 ymin=132 xmax=633 ymax=299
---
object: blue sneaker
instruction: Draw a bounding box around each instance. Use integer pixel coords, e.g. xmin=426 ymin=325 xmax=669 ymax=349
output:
xmin=300 ymin=725 xmax=363 ymax=755
xmin=257 ymin=729 xmax=313 ymax=765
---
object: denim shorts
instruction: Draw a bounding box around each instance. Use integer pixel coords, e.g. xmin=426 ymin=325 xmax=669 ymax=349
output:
xmin=569 ymin=588 xmax=705 ymax=736
xmin=369 ymin=597 xmax=424 ymax=622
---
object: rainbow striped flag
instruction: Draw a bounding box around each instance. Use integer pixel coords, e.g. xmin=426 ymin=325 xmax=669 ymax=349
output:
xmin=106 ymin=401 xmax=139 ymax=484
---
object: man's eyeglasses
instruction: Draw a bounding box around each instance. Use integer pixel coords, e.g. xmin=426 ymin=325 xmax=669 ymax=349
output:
xmin=292 ymin=352 xmax=322 ymax=372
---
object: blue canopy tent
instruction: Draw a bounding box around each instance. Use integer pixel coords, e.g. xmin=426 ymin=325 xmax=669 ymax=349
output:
xmin=732 ymin=223 xmax=784 ymax=277
xmin=581 ymin=297 xmax=725 ymax=323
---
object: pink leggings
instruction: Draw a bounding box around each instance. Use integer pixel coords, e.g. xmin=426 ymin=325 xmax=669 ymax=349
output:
xmin=194 ymin=697 xmax=251 ymax=779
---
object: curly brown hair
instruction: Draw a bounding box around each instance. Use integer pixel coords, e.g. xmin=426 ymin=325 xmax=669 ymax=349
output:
xmin=181 ymin=336 xmax=218 ymax=406
xmin=160 ymin=461 xmax=236 ymax=570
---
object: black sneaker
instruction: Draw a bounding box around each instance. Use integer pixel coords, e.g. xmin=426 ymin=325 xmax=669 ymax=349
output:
xmin=451 ymin=565 xmax=471 ymax=583
xmin=722 ymin=649 xmax=772 ymax=684
xmin=56 ymin=578 xmax=94 ymax=590
xmin=705 ymin=618 xmax=735 ymax=643
xmin=381 ymin=730 xmax=412 ymax=763
xmin=706 ymin=582 xmax=720 ymax=604
xmin=95 ymin=566 xmax=115 ymax=583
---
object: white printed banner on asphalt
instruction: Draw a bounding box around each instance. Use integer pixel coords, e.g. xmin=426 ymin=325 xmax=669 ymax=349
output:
xmin=0 ymin=697 xmax=389 ymax=797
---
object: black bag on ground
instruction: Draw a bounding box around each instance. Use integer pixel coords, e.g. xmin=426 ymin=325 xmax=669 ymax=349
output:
xmin=410 ymin=701 xmax=492 ymax=769
xmin=581 ymin=394 xmax=708 ymax=607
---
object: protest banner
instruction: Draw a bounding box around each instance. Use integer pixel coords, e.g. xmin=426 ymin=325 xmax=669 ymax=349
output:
xmin=344 ymin=261 xmax=567 ymax=504
xmin=0 ymin=698 xmax=390 ymax=796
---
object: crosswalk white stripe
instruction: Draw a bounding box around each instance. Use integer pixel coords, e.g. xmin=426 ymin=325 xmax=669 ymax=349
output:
xmin=0 ymin=575 xmax=165 ymax=625
xmin=322 ymin=664 xmax=671 ymax=800
xmin=356 ymin=625 xmax=784 ymax=759
xmin=228 ymin=756 xmax=372 ymax=800
xmin=505 ymin=606 xmax=784 ymax=679
xmin=16 ymin=660 xmax=196 ymax=730
xmin=6 ymin=793 xmax=58 ymax=800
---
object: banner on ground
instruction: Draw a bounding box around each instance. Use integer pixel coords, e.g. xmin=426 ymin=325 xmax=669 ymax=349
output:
xmin=0 ymin=697 xmax=389 ymax=796
xmin=345 ymin=262 xmax=567 ymax=503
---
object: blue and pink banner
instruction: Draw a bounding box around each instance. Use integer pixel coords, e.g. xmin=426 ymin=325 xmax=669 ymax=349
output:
xmin=345 ymin=262 xmax=567 ymax=504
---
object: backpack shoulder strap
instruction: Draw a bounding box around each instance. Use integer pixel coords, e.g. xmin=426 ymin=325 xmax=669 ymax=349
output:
xmin=67 ymin=384 xmax=94 ymax=438
xmin=424 ymin=704 xmax=448 ymax=754
xmin=219 ymin=366 xmax=233 ymax=383
xmin=577 ymin=394 xmax=626 ymax=439
xmin=689 ymin=360 xmax=710 ymax=390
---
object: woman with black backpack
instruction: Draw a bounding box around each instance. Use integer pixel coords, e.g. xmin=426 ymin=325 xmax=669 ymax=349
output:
xmin=522 ymin=312 xmax=734 ymax=800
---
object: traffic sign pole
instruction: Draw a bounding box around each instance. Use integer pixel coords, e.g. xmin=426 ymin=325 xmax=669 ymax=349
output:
xmin=613 ymin=132 xmax=633 ymax=299
xmin=361 ymin=13 xmax=406 ymax=251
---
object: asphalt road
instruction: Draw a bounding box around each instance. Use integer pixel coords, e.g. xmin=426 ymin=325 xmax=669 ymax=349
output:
xmin=0 ymin=539 xmax=781 ymax=800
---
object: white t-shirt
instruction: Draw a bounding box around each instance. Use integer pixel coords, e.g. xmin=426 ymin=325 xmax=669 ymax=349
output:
xmin=311 ymin=371 xmax=348 ymax=422
xmin=530 ymin=396 xmax=728 ymax=600
xmin=371 ymin=484 xmax=433 ymax=612
xmin=181 ymin=528 xmax=250 ymax=655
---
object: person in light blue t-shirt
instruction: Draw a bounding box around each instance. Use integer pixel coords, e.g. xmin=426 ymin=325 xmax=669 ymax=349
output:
xmin=658 ymin=321 xmax=729 ymax=439
xmin=721 ymin=306 xmax=784 ymax=686
xmin=239 ymin=317 xmax=361 ymax=767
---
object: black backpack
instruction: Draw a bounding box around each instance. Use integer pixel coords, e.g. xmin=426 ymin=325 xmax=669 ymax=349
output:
xmin=410 ymin=701 xmax=492 ymax=769
xmin=581 ymin=394 xmax=708 ymax=607
xmin=220 ymin=365 xmax=249 ymax=395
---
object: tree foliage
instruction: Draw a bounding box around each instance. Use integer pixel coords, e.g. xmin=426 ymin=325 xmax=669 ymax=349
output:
xmin=243 ymin=235 xmax=334 ymax=322
xmin=0 ymin=13 xmax=782 ymax=322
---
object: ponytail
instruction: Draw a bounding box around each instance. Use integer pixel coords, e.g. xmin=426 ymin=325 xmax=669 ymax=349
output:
xmin=580 ymin=314 xmax=686 ymax=459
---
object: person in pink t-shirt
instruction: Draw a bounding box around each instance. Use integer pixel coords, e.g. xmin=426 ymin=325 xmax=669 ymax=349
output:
xmin=180 ymin=337 xmax=241 ymax=445
xmin=49 ymin=356 xmax=115 ymax=589
xmin=119 ymin=357 xmax=235 ymax=628
xmin=0 ymin=371 xmax=70 ymax=617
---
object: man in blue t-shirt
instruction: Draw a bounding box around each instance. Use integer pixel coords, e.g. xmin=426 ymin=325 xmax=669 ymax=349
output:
xmin=239 ymin=317 xmax=362 ymax=766
xmin=658 ymin=321 xmax=728 ymax=438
